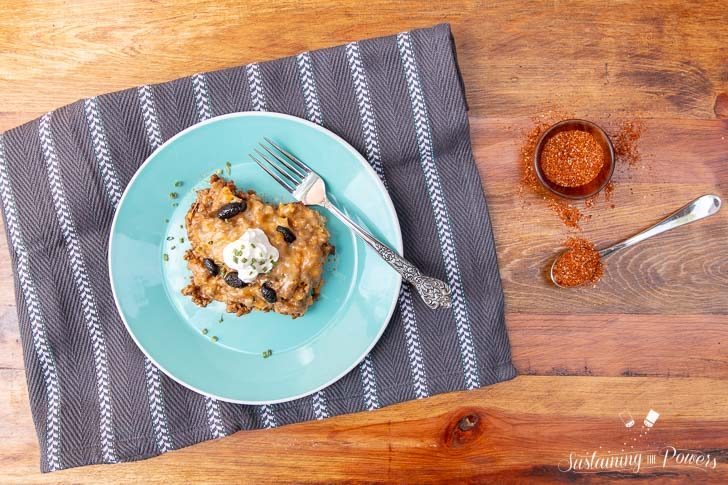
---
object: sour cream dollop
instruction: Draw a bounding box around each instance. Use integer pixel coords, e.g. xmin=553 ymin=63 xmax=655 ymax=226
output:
xmin=222 ymin=228 xmax=279 ymax=283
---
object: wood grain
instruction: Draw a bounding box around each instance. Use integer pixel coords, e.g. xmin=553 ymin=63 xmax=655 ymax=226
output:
xmin=508 ymin=314 xmax=728 ymax=378
xmin=0 ymin=0 xmax=726 ymax=483
xmin=2 ymin=376 xmax=728 ymax=483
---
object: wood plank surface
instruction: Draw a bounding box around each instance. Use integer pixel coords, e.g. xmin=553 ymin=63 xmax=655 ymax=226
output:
xmin=2 ymin=375 xmax=728 ymax=483
xmin=0 ymin=0 xmax=726 ymax=483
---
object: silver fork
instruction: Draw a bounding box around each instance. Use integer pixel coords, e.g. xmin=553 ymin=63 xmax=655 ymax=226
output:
xmin=250 ymin=137 xmax=452 ymax=309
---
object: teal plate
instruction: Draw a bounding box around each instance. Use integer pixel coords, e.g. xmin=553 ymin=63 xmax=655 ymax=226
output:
xmin=109 ymin=112 xmax=402 ymax=404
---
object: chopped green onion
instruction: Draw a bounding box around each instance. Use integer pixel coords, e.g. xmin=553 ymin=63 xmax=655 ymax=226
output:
xmin=211 ymin=336 xmax=219 ymax=342
xmin=169 ymin=192 xmax=178 ymax=199
xmin=179 ymin=237 xmax=185 ymax=243
xmin=225 ymin=161 xmax=232 ymax=176
xmin=202 ymin=328 xmax=208 ymax=335
xmin=174 ymin=180 xmax=183 ymax=187
xmin=163 ymin=253 xmax=169 ymax=262
xmin=262 ymin=349 xmax=272 ymax=359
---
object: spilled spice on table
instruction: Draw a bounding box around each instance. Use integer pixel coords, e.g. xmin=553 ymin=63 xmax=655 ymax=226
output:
xmin=552 ymin=237 xmax=604 ymax=288
xmin=604 ymin=181 xmax=615 ymax=208
xmin=584 ymin=194 xmax=597 ymax=209
xmin=547 ymin=199 xmax=583 ymax=229
xmin=519 ymin=120 xmax=551 ymax=194
xmin=613 ymin=120 xmax=643 ymax=167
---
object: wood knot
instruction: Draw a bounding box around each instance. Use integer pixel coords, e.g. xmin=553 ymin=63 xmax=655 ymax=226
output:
xmin=458 ymin=414 xmax=479 ymax=431
xmin=443 ymin=408 xmax=485 ymax=448
xmin=714 ymin=93 xmax=728 ymax=119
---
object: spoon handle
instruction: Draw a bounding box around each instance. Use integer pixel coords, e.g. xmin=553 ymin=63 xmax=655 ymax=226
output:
xmin=599 ymin=194 xmax=722 ymax=258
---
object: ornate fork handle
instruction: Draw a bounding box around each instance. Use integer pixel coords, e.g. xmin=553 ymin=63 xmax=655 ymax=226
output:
xmin=323 ymin=201 xmax=452 ymax=309
xmin=369 ymin=240 xmax=452 ymax=309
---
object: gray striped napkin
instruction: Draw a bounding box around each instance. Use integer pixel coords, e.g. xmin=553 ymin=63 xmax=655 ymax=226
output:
xmin=0 ymin=23 xmax=515 ymax=472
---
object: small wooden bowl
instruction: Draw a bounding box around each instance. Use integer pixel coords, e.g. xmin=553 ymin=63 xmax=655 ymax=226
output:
xmin=533 ymin=119 xmax=615 ymax=200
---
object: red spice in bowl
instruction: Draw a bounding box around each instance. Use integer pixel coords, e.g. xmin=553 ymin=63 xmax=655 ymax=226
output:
xmin=534 ymin=119 xmax=615 ymax=200
xmin=541 ymin=130 xmax=605 ymax=187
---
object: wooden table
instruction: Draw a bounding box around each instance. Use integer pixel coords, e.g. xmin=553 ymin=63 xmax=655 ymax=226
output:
xmin=1 ymin=1 xmax=726 ymax=483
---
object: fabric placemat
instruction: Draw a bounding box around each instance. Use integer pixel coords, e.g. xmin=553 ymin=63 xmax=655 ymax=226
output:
xmin=0 ymin=23 xmax=516 ymax=472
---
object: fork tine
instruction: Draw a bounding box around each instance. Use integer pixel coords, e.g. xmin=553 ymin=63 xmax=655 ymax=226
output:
xmin=259 ymin=142 xmax=306 ymax=179
xmin=263 ymin=137 xmax=311 ymax=174
xmin=254 ymin=149 xmax=300 ymax=187
xmin=249 ymin=153 xmax=294 ymax=194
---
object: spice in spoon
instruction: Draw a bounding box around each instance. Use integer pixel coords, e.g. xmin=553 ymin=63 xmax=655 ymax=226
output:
xmin=541 ymin=130 xmax=605 ymax=187
xmin=552 ymin=237 xmax=604 ymax=287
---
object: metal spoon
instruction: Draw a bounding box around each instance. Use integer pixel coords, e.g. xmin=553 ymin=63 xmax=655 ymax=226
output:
xmin=550 ymin=194 xmax=722 ymax=288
